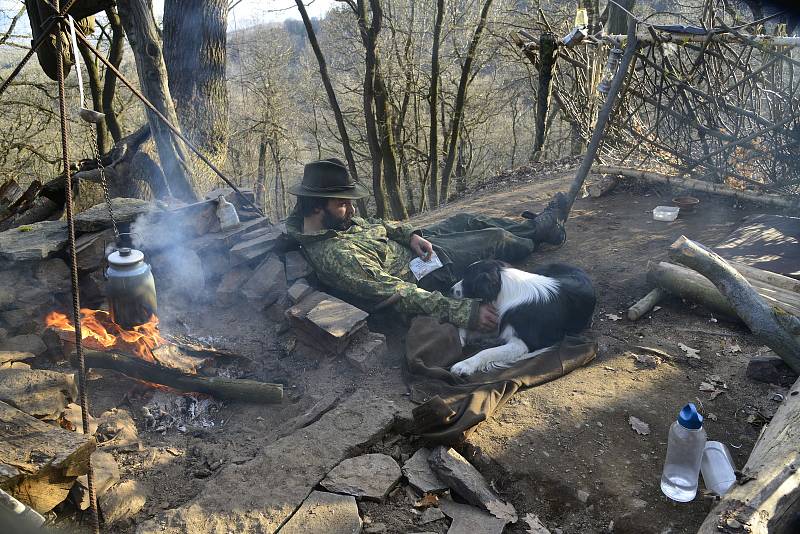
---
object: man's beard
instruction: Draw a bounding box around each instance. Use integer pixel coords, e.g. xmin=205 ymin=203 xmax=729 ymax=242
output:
xmin=322 ymin=207 xmax=352 ymax=231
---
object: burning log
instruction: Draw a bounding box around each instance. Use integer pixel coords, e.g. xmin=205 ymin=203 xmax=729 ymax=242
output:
xmin=78 ymin=350 xmax=283 ymax=404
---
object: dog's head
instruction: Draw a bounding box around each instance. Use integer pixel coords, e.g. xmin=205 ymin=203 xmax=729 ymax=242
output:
xmin=450 ymin=260 xmax=506 ymax=302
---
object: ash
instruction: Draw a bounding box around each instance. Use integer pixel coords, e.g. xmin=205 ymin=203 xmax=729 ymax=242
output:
xmin=141 ymin=390 xmax=222 ymax=434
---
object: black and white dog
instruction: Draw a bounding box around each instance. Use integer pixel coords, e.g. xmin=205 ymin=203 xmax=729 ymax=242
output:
xmin=449 ymin=261 xmax=596 ymax=376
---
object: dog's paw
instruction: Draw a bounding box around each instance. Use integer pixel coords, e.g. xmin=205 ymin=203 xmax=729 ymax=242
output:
xmin=450 ymin=360 xmax=477 ymax=377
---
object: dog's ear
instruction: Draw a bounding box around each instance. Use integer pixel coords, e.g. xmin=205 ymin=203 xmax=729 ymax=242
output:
xmin=473 ymin=271 xmax=501 ymax=301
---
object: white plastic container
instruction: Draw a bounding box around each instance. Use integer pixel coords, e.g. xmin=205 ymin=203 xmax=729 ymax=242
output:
xmin=661 ymin=403 xmax=707 ymax=502
xmin=653 ymin=206 xmax=680 ymax=222
xmin=701 ymin=441 xmax=736 ymax=496
xmin=216 ymin=195 xmax=241 ymax=231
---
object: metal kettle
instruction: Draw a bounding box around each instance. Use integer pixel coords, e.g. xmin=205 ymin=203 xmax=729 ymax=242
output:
xmin=105 ymin=247 xmax=158 ymax=329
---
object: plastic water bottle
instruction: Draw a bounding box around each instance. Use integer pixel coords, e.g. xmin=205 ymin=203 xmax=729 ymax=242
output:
xmin=660 ymin=403 xmax=707 ymax=502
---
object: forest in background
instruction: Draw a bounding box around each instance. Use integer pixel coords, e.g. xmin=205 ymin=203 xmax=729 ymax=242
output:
xmin=0 ymin=0 xmax=796 ymax=224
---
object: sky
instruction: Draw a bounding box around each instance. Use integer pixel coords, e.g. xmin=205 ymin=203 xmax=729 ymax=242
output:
xmin=1 ymin=0 xmax=337 ymax=33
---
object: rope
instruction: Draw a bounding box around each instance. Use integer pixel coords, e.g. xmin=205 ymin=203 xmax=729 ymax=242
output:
xmin=54 ymin=1 xmax=100 ymax=532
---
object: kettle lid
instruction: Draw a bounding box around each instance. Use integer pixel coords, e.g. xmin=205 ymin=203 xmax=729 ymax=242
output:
xmin=108 ymin=247 xmax=145 ymax=266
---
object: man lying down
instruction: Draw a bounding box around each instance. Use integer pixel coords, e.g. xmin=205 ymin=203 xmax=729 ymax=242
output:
xmin=286 ymin=158 xmax=594 ymax=375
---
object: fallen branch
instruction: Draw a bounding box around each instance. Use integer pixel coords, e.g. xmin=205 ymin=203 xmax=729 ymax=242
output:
xmin=647 ymin=261 xmax=800 ymax=318
xmin=697 ymin=376 xmax=800 ymax=534
xmin=79 ymin=350 xmax=283 ymax=404
xmin=668 ymin=236 xmax=800 ymax=373
xmin=627 ymin=288 xmax=665 ymax=321
xmin=592 ymin=165 xmax=799 ymax=210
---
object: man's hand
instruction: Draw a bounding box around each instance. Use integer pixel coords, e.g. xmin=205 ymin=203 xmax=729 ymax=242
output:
xmin=409 ymin=234 xmax=434 ymax=261
xmin=476 ymin=303 xmax=499 ymax=332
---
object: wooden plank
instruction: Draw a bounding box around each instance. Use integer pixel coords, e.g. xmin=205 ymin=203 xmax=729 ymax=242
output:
xmin=0 ymin=400 xmax=94 ymax=513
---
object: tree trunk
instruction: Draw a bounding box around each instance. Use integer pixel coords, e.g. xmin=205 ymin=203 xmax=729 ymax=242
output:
xmin=116 ymin=0 xmax=197 ymax=202
xmin=77 ymin=41 xmax=110 ymax=153
xmin=255 ymin=134 xmax=271 ymax=216
xmin=102 ymin=7 xmax=124 ymax=143
xmin=358 ymin=0 xmax=387 ymax=218
xmin=163 ymin=0 xmax=229 ymax=192
xmin=294 ymin=0 xmax=368 ymax=216
xmin=426 ymin=0 xmax=445 ymax=209
xmin=439 ymin=0 xmax=494 ymax=203
xmin=532 ymin=32 xmax=556 ymax=161
xmin=374 ymin=57 xmax=407 ymax=219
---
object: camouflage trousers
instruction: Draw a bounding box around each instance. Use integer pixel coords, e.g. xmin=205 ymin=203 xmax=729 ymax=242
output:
xmin=417 ymin=212 xmax=541 ymax=292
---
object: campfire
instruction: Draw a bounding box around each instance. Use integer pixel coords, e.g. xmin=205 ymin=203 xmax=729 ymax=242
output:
xmin=43 ymin=308 xmax=283 ymax=404
xmin=46 ymin=309 xmax=164 ymax=362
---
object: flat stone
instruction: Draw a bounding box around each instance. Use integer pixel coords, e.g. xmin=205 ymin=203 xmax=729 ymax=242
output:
xmin=0 ymin=334 xmax=47 ymax=357
xmin=0 ymin=351 xmax=34 ymax=367
xmin=215 ymin=265 xmax=253 ymax=307
xmin=321 ymin=453 xmax=401 ymax=501
xmin=576 ymin=489 xmax=590 ymax=504
xmin=60 ymin=402 xmax=98 ymax=435
xmin=189 ymin=217 xmax=271 ymax=255
xmin=72 ymin=450 xmax=120 ymax=510
xmin=285 ymin=250 xmax=313 ymax=281
xmin=0 ymin=368 xmax=78 ymax=419
xmin=429 ymin=447 xmax=516 ymax=523
xmin=287 ymin=279 xmax=315 ymax=304
xmin=287 ymin=292 xmax=368 ymax=355
xmin=0 ymin=220 xmax=68 ymax=262
xmin=100 ymin=480 xmax=147 ymax=525
xmin=402 ymin=448 xmax=449 ymax=495
xmin=136 ymin=389 xmax=403 ymax=534
xmin=0 ymin=309 xmax=39 ymax=334
xmin=35 ymin=258 xmax=71 ymax=292
xmin=96 ymin=408 xmax=141 ymax=452
xmin=241 ymin=254 xmax=286 ymax=306
xmin=75 ymin=229 xmax=114 ymax=272
xmin=229 ymin=229 xmax=282 ymax=266
xmin=346 ymin=331 xmax=387 ymax=372
xmin=278 ymin=490 xmax=361 ymax=534
xmin=419 ymin=506 xmax=445 ymax=524
xmin=75 ymin=198 xmax=154 ymax=233
xmin=438 ymin=498 xmax=507 ymax=534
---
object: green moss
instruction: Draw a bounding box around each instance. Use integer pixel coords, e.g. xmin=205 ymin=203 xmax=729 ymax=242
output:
xmin=17 ymin=225 xmax=34 ymax=232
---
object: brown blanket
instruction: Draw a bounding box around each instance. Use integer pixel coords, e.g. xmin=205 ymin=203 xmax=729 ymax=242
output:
xmin=405 ymin=316 xmax=597 ymax=444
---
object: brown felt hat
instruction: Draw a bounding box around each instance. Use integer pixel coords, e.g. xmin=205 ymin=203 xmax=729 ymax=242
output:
xmin=288 ymin=158 xmax=369 ymax=199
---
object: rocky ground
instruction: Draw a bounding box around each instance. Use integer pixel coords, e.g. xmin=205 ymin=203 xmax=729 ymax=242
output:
xmin=2 ymin=163 xmax=793 ymax=534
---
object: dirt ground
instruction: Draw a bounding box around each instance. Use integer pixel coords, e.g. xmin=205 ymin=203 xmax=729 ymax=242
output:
xmin=64 ymin=165 xmax=790 ymax=533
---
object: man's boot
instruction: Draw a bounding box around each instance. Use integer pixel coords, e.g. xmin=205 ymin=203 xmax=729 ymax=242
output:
xmin=521 ymin=192 xmax=568 ymax=246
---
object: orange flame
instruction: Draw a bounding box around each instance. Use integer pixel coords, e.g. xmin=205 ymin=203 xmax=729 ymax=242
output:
xmin=46 ymin=309 xmax=164 ymax=362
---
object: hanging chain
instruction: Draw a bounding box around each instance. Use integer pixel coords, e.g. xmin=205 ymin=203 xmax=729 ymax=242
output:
xmin=90 ymin=125 xmax=119 ymax=241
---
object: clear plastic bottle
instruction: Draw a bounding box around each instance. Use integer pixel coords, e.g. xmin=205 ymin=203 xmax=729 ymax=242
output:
xmin=660 ymin=403 xmax=707 ymax=502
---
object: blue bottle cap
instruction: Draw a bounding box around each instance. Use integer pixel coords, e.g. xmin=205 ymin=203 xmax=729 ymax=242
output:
xmin=678 ymin=403 xmax=703 ymax=429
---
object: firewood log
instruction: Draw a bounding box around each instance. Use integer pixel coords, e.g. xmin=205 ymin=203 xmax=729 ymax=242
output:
xmin=78 ymin=350 xmax=282 ymax=404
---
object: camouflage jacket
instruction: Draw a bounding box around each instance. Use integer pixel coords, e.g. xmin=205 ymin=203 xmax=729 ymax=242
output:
xmin=285 ymin=209 xmax=479 ymax=328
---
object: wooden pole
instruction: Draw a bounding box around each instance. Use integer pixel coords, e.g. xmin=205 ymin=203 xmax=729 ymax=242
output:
xmin=592 ymin=165 xmax=800 ymax=211
xmin=79 ymin=350 xmax=283 ymax=403
xmin=565 ymin=15 xmax=637 ymax=214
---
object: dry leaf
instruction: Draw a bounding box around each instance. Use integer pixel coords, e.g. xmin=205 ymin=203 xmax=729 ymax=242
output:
xmin=710 ymin=390 xmax=725 ymax=400
xmin=629 ymin=415 xmax=650 ymax=435
xmin=679 ymin=343 xmax=701 ymax=359
xmin=523 ymin=513 xmax=551 ymax=534
xmin=631 ymin=352 xmax=660 ymax=368
xmin=414 ymin=493 xmax=439 ymax=509
xmin=605 ymin=313 xmax=622 ymax=321
xmin=699 ymin=382 xmax=715 ymax=392
xmin=707 ymin=413 xmax=718 ymax=421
